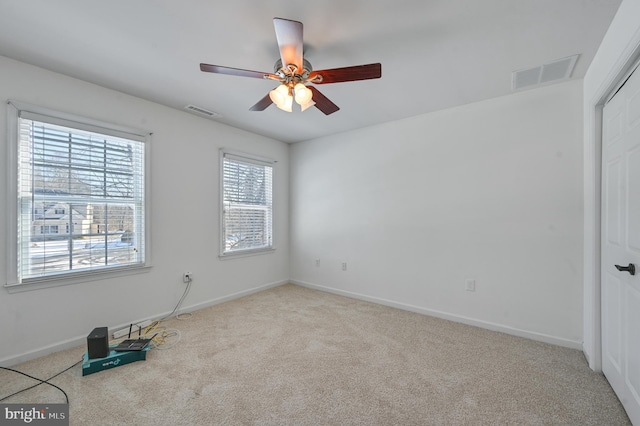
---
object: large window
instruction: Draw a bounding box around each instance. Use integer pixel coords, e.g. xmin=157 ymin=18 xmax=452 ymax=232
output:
xmin=6 ymin=102 xmax=150 ymax=288
xmin=221 ymin=150 xmax=273 ymax=256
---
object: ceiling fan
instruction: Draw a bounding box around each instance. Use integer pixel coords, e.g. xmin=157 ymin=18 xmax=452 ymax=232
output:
xmin=200 ymin=18 xmax=382 ymax=115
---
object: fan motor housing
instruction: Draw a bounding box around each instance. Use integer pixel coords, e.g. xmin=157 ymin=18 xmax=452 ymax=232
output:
xmin=274 ymin=58 xmax=313 ymax=75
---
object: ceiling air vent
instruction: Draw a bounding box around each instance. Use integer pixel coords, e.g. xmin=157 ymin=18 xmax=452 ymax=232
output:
xmin=512 ymin=54 xmax=579 ymax=91
xmin=184 ymin=104 xmax=222 ymax=118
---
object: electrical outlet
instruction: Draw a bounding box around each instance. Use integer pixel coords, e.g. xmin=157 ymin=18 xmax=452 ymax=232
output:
xmin=342 ymin=262 xmax=347 ymax=271
xmin=465 ymin=279 xmax=476 ymax=292
xmin=315 ymin=259 xmax=320 ymax=267
xmin=183 ymin=271 xmax=192 ymax=283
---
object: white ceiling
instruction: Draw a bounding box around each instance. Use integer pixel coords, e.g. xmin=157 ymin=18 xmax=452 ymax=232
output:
xmin=0 ymin=0 xmax=621 ymax=143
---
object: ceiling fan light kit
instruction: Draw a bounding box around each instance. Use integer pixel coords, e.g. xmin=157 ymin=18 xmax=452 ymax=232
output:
xmin=200 ymin=18 xmax=382 ymax=115
xmin=268 ymin=81 xmax=315 ymax=112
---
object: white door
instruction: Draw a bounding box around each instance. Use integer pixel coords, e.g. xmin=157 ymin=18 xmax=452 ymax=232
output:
xmin=602 ymin=63 xmax=640 ymax=425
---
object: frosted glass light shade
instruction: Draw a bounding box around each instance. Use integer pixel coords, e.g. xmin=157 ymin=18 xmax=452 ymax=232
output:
xmin=280 ymin=93 xmax=293 ymax=112
xmin=300 ymin=100 xmax=316 ymax=112
xmin=294 ymin=83 xmax=313 ymax=105
xmin=269 ymin=84 xmax=289 ymax=108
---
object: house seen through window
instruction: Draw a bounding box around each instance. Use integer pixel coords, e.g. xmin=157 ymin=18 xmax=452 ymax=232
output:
xmin=7 ymin=103 xmax=149 ymax=285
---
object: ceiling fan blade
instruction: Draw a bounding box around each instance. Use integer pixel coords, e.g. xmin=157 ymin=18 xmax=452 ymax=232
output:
xmin=273 ymin=18 xmax=303 ymax=71
xmin=309 ymin=63 xmax=382 ymax=84
xmin=309 ymin=87 xmax=339 ymax=115
xmin=200 ymin=63 xmax=273 ymax=79
xmin=249 ymin=93 xmax=273 ymax=111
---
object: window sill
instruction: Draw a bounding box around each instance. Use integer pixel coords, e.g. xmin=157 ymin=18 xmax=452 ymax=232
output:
xmin=4 ymin=264 xmax=152 ymax=294
xmin=218 ymin=247 xmax=275 ymax=260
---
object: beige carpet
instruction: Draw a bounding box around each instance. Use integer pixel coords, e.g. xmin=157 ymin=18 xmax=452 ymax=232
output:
xmin=0 ymin=284 xmax=630 ymax=425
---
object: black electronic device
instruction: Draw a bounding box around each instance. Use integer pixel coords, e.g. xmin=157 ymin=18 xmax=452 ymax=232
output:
xmin=113 ymin=339 xmax=151 ymax=352
xmin=113 ymin=333 xmax=157 ymax=352
xmin=87 ymin=327 xmax=109 ymax=359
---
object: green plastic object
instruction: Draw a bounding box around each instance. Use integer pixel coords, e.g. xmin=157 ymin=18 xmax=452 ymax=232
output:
xmin=82 ymin=345 xmax=150 ymax=376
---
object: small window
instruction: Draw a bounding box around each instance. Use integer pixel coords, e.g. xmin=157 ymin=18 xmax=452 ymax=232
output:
xmin=5 ymin=101 xmax=151 ymax=289
xmin=41 ymin=225 xmax=59 ymax=234
xmin=220 ymin=150 xmax=274 ymax=257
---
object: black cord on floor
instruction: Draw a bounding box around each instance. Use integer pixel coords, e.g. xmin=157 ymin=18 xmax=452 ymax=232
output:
xmin=0 ymin=358 xmax=82 ymax=404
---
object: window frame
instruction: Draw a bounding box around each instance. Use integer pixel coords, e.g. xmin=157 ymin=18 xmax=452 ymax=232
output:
xmin=5 ymin=100 xmax=152 ymax=292
xmin=219 ymin=149 xmax=275 ymax=259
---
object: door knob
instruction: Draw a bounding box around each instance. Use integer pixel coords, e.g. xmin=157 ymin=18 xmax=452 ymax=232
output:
xmin=615 ymin=263 xmax=636 ymax=275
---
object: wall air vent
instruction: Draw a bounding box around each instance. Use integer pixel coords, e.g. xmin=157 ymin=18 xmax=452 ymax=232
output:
xmin=512 ymin=54 xmax=580 ymax=91
xmin=184 ymin=104 xmax=222 ymax=118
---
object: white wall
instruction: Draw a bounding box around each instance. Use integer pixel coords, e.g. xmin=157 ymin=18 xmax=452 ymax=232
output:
xmin=582 ymin=0 xmax=640 ymax=370
xmin=290 ymin=80 xmax=584 ymax=347
xmin=0 ymin=56 xmax=290 ymax=365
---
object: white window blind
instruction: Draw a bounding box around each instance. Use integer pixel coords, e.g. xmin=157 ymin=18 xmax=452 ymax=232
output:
xmin=221 ymin=152 xmax=273 ymax=256
xmin=14 ymin=111 xmax=146 ymax=282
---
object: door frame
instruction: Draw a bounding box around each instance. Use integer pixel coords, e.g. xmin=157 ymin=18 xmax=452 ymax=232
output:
xmin=584 ymin=32 xmax=640 ymax=372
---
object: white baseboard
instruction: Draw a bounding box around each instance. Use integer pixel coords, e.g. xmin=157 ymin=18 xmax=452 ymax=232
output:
xmin=0 ymin=335 xmax=88 ymax=368
xmin=2 ymin=278 xmax=581 ymax=366
xmin=176 ymin=279 xmax=287 ymax=315
xmin=290 ymin=279 xmax=583 ymax=350
xmin=0 ymin=279 xmax=288 ymax=367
